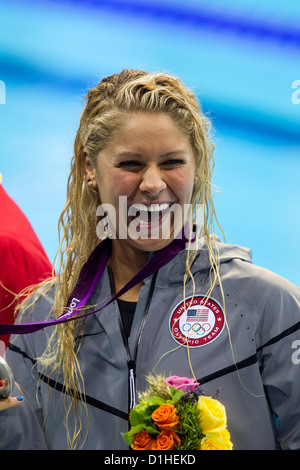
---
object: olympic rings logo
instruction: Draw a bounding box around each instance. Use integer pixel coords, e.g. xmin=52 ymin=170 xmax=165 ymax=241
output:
xmin=181 ymin=322 xmax=212 ymax=336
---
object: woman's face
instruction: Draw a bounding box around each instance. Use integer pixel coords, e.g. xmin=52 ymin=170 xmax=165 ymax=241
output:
xmin=86 ymin=112 xmax=196 ymax=254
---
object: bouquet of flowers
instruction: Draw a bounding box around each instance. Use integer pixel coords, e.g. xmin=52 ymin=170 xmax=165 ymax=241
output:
xmin=122 ymin=375 xmax=233 ymax=450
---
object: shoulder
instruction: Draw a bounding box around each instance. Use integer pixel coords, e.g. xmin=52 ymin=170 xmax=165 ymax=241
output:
xmin=225 ymin=256 xmax=300 ymax=305
xmin=201 ymin=237 xmax=299 ymax=303
xmin=8 ymin=281 xmax=58 ymax=363
xmin=190 ymin=237 xmax=300 ymax=330
xmin=221 ymin=256 xmax=300 ymax=348
xmin=16 ymin=280 xmax=57 ymax=325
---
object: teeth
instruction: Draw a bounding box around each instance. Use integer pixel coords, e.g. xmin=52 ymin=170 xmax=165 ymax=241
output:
xmin=148 ymin=203 xmax=169 ymax=212
xmin=131 ymin=203 xmax=170 ymax=212
xmin=130 ymin=203 xmax=148 ymax=212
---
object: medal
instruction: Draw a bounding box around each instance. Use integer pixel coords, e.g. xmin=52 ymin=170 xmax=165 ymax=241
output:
xmin=0 ymin=356 xmax=14 ymax=398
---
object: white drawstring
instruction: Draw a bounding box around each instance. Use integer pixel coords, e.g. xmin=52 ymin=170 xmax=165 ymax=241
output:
xmin=129 ymin=368 xmax=136 ymax=410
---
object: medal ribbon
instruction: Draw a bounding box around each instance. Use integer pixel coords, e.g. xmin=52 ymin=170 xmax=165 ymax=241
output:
xmin=0 ymin=229 xmax=192 ymax=336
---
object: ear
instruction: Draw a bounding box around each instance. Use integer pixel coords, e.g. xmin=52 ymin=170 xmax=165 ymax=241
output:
xmin=84 ymin=150 xmax=97 ymax=187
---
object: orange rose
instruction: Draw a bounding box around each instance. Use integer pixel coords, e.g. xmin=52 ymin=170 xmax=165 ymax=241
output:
xmin=152 ymin=430 xmax=181 ymax=450
xmin=131 ymin=430 xmax=155 ymax=450
xmin=151 ymin=404 xmax=179 ymax=430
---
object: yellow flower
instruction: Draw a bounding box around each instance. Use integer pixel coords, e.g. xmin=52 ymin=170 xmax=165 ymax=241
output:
xmin=200 ymin=430 xmax=233 ymax=450
xmin=198 ymin=396 xmax=227 ymax=434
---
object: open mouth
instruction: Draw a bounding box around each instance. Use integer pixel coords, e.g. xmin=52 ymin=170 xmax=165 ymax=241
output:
xmin=128 ymin=202 xmax=173 ymax=229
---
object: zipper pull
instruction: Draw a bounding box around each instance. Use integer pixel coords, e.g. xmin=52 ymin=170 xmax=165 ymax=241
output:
xmin=128 ymin=361 xmax=136 ymax=410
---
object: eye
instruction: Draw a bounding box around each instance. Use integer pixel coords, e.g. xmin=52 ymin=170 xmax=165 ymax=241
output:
xmin=118 ymin=160 xmax=141 ymax=169
xmin=162 ymin=159 xmax=185 ymax=167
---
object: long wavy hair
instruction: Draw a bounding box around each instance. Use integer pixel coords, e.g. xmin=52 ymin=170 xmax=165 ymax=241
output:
xmin=17 ymin=69 xmax=224 ymax=449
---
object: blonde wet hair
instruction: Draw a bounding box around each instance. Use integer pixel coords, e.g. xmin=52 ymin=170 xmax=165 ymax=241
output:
xmin=17 ymin=69 xmax=224 ymax=449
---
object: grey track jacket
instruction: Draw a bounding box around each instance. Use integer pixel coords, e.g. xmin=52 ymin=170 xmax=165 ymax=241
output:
xmin=1 ymin=240 xmax=300 ymax=450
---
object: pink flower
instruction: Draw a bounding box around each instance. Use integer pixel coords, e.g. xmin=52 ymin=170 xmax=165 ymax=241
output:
xmin=164 ymin=376 xmax=199 ymax=393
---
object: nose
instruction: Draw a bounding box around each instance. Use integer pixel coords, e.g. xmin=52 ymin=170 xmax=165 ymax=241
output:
xmin=139 ymin=164 xmax=167 ymax=196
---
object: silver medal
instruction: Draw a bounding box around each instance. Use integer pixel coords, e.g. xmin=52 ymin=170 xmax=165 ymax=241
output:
xmin=0 ymin=356 xmax=14 ymax=398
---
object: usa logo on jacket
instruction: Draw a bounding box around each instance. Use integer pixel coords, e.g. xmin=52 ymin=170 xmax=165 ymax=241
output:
xmin=169 ymin=296 xmax=225 ymax=348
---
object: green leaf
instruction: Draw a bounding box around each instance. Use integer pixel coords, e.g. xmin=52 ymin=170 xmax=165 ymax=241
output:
xmin=144 ymin=403 xmax=160 ymax=416
xmin=169 ymin=386 xmax=184 ymax=404
xmin=130 ymin=424 xmax=146 ymax=435
xmin=122 ymin=423 xmax=146 ymax=445
xmin=147 ymin=396 xmax=165 ymax=406
xmin=145 ymin=425 xmax=160 ymax=436
xmin=142 ymin=405 xmax=158 ymax=427
xmin=121 ymin=432 xmax=134 ymax=446
xmin=129 ymin=409 xmax=143 ymax=426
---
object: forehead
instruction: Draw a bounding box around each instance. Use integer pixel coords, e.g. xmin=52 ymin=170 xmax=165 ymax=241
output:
xmin=108 ymin=112 xmax=191 ymax=152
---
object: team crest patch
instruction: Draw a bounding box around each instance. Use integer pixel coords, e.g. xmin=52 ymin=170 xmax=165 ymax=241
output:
xmin=169 ymin=296 xmax=225 ymax=348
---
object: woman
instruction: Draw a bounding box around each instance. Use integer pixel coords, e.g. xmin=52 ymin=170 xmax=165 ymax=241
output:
xmin=1 ymin=69 xmax=300 ymax=450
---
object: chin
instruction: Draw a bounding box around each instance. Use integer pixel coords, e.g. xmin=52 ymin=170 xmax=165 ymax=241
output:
xmin=128 ymin=235 xmax=175 ymax=253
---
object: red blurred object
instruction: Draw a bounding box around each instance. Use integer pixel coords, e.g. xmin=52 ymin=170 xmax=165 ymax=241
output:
xmin=0 ymin=184 xmax=53 ymax=348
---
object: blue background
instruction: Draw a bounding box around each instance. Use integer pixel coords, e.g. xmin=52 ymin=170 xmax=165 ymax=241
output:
xmin=0 ymin=0 xmax=299 ymax=285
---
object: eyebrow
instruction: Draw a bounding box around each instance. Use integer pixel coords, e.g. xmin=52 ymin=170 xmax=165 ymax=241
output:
xmin=114 ymin=150 xmax=188 ymax=159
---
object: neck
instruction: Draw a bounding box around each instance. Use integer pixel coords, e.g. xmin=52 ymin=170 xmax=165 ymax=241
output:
xmin=108 ymin=240 xmax=149 ymax=301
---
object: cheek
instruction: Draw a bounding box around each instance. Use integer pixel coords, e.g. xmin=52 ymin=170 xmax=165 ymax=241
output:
xmin=166 ymin=171 xmax=195 ymax=201
xmin=114 ymin=172 xmax=140 ymax=195
xmin=98 ymin=170 xmax=139 ymax=202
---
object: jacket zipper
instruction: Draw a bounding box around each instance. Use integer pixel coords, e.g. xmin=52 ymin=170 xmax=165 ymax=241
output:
xmin=113 ymin=299 xmax=135 ymax=410
xmin=108 ymin=267 xmax=157 ymax=413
